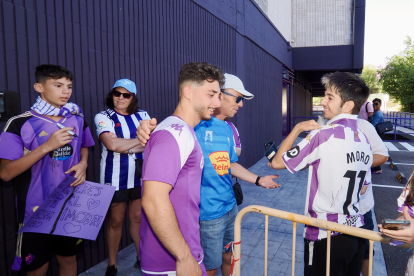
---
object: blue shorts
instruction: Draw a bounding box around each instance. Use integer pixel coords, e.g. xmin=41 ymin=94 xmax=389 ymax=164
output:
xmin=199 ymin=204 xmax=238 ymax=270
xmin=360 ymin=210 xmax=375 ymax=259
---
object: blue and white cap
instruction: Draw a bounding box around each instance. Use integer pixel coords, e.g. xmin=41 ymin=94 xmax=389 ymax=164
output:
xmin=112 ymin=78 xmax=137 ymax=94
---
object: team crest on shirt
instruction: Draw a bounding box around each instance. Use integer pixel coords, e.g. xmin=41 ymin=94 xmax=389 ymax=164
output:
xmin=286 ymin=146 xmax=300 ymax=158
xmin=205 ymin=131 xmax=213 ymax=142
xmin=98 ymin=121 xmax=106 ymax=128
xmin=209 ymin=151 xmax=230 ymax=176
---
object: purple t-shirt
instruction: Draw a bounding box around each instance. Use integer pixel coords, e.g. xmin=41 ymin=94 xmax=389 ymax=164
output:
xmin=140 ymin=116 xmax=205 ymax=274
xmin=358 ymin=101 xmax=374 ymax=121
xmin=226 ymin=121 xmax=241 ymax=149
xmin=0 ymin=111 xmax=95 ymax=224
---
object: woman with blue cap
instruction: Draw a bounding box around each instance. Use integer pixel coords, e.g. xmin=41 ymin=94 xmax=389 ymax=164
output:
xmin=94 ymin=79 xmax=150 ymax=276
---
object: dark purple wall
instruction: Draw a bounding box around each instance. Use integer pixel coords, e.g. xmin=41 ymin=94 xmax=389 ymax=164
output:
xmin=292 ymin=45 xmax=354 ymax=71
xmin=353 ymin=0 xmax=366 ymax=71
xmin=0 ymin=0 xmax=290 ymax=275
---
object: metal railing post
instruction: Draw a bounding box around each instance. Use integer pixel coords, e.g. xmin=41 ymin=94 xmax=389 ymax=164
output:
xmin=326 ymin=230 xmax=331 ymax=276
xmin=291 ymin=222 xmax=297 ymax=276
xmin=232 ymin=205 xmax=414 ymax=276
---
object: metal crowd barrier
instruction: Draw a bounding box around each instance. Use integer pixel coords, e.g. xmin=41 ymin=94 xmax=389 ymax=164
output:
xmin=232 ymin=205 xmax=412 ymax=276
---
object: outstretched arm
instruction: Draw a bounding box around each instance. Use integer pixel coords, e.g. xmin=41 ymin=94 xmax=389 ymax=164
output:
xmin=269 ymin=120 xmax=320 ymax=170
xmin=230 ymin=162 xmax=280 ymax=189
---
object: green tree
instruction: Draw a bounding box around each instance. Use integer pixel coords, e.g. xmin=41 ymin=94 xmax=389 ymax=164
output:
xmin=361 ymin=64 xmax=381 ymax=93
xmin=379 ymin=37 xmax=414 ymax=112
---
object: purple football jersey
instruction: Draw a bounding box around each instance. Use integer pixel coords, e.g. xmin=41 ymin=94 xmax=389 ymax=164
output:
xmin=140 ymin=116 xmax=205 ymax=274
xmin=0 ymin=111 xmax=95 ymax=224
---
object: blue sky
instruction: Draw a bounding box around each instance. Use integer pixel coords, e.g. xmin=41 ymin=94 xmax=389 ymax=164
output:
xmin=364 ymin=0 xmax=414 ymax=67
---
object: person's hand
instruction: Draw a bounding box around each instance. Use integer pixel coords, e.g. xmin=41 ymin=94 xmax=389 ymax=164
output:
xmin=294 ymin=120 xmax=321 ymax=133
xmin=136 ymin=118 xmax=157 ymax=146
xmin=65 ymin=162 xmax=88 ymax=186
xmin=378 ymin=206 xmax=414 ymax=244
xmin=258 ymin=175 xmax=281 ymax=189
xmin=361 ymin=185 xmax=368 ymax=195
xmin=43 ymin=128 xmax=74 ymax=152
xmin=176 ymin=255 xmax=202 ymax=276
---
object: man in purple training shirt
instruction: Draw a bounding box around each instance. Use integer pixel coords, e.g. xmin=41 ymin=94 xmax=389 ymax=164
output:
xmin=139 ymin=62 xmax=224 ymax=276
xmin=0 ymin=64 xmax=95 ymax=276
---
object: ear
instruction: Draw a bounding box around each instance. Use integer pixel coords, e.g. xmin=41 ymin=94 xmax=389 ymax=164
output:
xmin=342 ymin=100 xmax=355 ymax=114
xmin=33 ymin=83 xmax=44 ymax=93
xmin=182 ymin=85 xmax=193 ymax=100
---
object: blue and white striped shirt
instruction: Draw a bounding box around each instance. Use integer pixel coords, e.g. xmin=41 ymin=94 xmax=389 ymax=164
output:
xmin=94 ymin=109 xmax=150 ymax=190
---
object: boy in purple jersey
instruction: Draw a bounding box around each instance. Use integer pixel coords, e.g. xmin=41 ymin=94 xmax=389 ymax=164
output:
xmin=139 ymin=62 xmax=224 ymax=276
xmin=0 ymin=65 xmax=95 ymax=276
xmin=269 ymin=72 xmax=372 ymax=276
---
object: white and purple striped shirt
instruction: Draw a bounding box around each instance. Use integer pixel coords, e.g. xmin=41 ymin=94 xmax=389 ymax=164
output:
xmin=94 ymin=109 xmax=150 ymax=190
xmin=283 ymin=114 xmax=373 ymax=241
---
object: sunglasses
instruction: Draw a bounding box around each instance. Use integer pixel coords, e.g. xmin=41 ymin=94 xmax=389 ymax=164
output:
xmin=373 ymin=102 xmax=379 ymax=106
xmin=221 ymin=90 xmax=244 ymax=104
xmin=112 ymin=90 xmax=133 ymax=99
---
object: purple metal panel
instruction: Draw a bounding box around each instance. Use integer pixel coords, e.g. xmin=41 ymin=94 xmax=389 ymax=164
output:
xmin=353 ymin=0 xmax=366 ymax=71
xmin=292 ymin=45 xmax=354 ymax=71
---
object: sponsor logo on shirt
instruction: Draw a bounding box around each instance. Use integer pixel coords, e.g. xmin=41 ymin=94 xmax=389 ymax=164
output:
xmin=205 ymin=131 xmax=213 ymax=142
xmin=286 ymin=146 xmax=300 ymax=158
xmin=209 ymin=151 xmax=230 ymax=176
xmin=98 ymin=121 xmax=106 ymax=128
xmin=39 ymin=130 xmax=49 ymax=137
xmin=49 ymin=144 xmax=73 ymax=161
xmin=171 ymin=124 xmax=184 ymax=136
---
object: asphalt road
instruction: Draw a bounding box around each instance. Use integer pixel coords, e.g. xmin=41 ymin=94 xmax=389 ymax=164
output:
xmin=373 ymin=144 xmax=414 ymax=276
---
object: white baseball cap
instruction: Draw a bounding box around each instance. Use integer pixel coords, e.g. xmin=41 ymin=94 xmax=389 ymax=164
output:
xmin=222 ymin=73 xmax=254 ymax=100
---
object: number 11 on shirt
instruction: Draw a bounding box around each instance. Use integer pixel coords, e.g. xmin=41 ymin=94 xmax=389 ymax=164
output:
xmin=343 ymin=170 xmax=367 ymax=216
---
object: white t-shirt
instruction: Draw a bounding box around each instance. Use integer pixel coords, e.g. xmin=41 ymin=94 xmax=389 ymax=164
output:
xmin=357 ymin=119 xmax=389 ymax=214
xmin=283 ymin=114 xmax=373 ymax=241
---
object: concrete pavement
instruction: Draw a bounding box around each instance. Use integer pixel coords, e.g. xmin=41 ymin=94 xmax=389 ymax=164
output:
xmin=80 ymin=138 xmax=387 ymax=276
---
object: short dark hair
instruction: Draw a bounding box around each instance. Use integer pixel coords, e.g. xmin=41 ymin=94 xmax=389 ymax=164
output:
xmin=321 ymin=72 xmax=370 ymax=114
xmin=178 ymin=62 xmax=225 ymax=93
xmin=105 ymin=89 xmax=139 ymax=115
xmin=373 ymin=98 xmax=382 ymax=105
xmin=35 ymin=64 xmax=73 ymax=83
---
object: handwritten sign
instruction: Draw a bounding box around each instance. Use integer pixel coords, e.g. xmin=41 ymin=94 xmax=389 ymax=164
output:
xmin=19 ymin=176 xmax=116 ymax=240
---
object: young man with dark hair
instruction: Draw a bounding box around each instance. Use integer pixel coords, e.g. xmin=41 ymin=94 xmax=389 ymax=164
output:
xmin=137 ymin=72 xmax=280 ymax=276
xmin=0 ymin=64 xmax=95 ymax=276
xmin=370 ymin=98 xmax=384 ymax=128
xmin=269 ymin=72 xmax=373 ymax=276
xmin=139 ymin=62 xmax=223 ymax=276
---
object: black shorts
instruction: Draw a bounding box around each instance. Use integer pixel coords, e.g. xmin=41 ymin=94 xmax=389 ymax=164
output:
xmin=15 ymin=231 xmax=83 ymax=272
xmin=304 ymin=234 xmax=365 ymax=276
xmin=112 ymin=186 xmax=141 ymax=203
xmin=361 ymin=210 xmax=375 ymax=259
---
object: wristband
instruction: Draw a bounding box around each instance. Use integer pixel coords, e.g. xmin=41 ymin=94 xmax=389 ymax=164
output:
xmin=129 ymin=148 xmax=133 ymax=155
xmin=255 ymin=176 xmax=261 ymax=186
